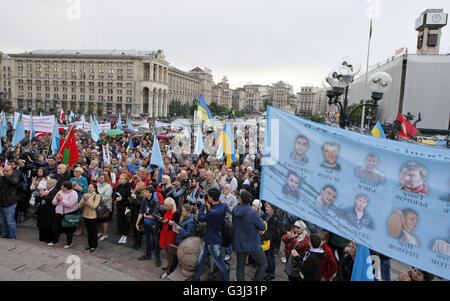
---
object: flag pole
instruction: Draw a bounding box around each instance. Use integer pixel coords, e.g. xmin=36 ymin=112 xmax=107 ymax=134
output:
xmin=57 ymin=126 xmax=74 ymax=163
xmin=360 ymin=19 xmax=373 ymax=132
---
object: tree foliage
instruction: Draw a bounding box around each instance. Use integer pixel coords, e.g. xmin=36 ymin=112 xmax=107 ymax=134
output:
xmin=347 ymin=99 xmax=379 ymax=127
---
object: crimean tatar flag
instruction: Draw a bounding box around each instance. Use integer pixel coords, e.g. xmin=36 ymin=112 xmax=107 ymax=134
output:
xmin=371 ymin=121 xmax=386 ymax=139
xmin=196 ymin=95 xmax=216 ymax=131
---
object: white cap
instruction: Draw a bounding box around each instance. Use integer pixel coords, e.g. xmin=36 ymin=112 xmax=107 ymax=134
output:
xmin=294 ymin=220 xmax=306 ymax=230
xmin=252 ymin=199 xmax=262 ymax=208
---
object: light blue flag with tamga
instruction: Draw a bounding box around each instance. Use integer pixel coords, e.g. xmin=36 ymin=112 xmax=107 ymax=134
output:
xmin=51 ymin=116 xmax=60 ymax=155
xmin=12 ymin=111 xmax=26 ymax=146
xmin=150 ymin=130 xmax=164 ymax=169
xmin=30 ymin=113 xmax=36 ymax=139
xmin=194 ymin=125 xmax=204 ymax=155
xmin=351 ymin=245 xmax=375 ymax=281
xmin=117 ymin=113 xmax=122 ymax=130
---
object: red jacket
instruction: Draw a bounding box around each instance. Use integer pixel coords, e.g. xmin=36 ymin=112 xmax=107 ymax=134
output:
xmin=155 ymin=187 xmax=165 ymax=206
xmin=317 ymin=242 xmax=338 ymax=281
xmin=282 ymin=230 xmax=310 ymax=259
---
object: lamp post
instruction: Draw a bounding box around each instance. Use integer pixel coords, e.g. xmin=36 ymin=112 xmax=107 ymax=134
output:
xmin=346 ymin=71 xmax=393 ymax=129
xmin=324 ymin=58 xmax=392 ymax=129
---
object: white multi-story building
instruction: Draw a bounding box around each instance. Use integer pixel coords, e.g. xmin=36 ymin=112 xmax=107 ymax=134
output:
xmin=212 ymin=77 xmax=232 ymax=108
xmin=0 ymin=49 xmax=215 ymax=118
xmin=297 ymin=86 xmax=328 ymax=116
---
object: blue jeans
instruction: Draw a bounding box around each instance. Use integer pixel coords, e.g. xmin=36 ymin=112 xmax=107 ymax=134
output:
xmin=194 ymin=243 xmax=229 ymax=281
xmin=144 ymin=224 xmax=160 ymax=259
xmin=265 ymin=247 xmax=276 ymax=276
xmin=0 ymin=204 xmax=17 ymax=239
xmin=380 ymin=258 xmax=391 ymax=281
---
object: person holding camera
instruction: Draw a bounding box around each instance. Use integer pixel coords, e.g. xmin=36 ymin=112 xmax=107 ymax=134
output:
xmin=135 ymin=186 xmax=162 ymax=267
xmin=186 ymin=177 xmax=204 ymax=209
xmin=187 ymin=187 xmax=229 ymax=281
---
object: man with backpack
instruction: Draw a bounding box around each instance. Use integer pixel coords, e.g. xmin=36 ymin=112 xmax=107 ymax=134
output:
xmin=186 ymin=187 xmax=229 ymax=281
xmin=135 ymin=186 xmax=161 ymax=267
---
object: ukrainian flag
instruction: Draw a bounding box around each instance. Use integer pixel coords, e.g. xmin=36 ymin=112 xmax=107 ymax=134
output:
xmin=196 ymin=95 xmax=216 ymax=131
xmin=371 ymin=121 xmax=386 ymax=139
xmin=218 ymin=122 xmax=235 ymax=167
xmin=127 ymin=139 xmax=134 ymax=152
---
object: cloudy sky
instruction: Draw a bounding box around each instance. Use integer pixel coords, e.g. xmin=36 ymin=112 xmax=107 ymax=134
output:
xmin=1 ymin=0 xmax=449 ymax=91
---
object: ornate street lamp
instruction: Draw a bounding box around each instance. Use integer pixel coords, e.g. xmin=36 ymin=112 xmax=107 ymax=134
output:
xmin=324 ymin=57 xmax=392 ymax=129
xmin=346 ymin=71 xmax=393 ymax=128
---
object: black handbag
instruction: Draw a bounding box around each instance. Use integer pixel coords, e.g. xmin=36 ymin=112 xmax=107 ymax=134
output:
xmin=96 ymin=202 xmax=110 ymax=220
xmin=284 ymin=240 xmax=302 ymax=278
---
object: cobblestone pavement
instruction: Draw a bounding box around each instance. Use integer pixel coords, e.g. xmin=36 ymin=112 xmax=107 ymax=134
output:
xmin=0 ymin=212 xmax=419 ymax=281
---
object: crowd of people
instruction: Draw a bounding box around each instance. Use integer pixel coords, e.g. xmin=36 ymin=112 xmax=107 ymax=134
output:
xmin=0 ymin=117 xmax=436 ymax=281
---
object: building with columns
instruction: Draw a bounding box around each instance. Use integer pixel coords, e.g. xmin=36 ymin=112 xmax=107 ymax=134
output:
xmin=297 ymin=86 xmax=328 ymax=116
xmin=232 ymin=87 xmax=246 ymax=111
xmin=212 ymin=77 xmax=232 ymax=107
xmin=269 ymin=81 xmax=294 ymax=110
xmin=188 ymin=67 xmax=213 ymax=105
xmin=168 ymin=66 xmax=201 ymax=106
xmin=0 ymin=49 xmax=199 ymax=118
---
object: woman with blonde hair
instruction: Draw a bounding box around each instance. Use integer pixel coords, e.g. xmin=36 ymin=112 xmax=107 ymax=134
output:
xmin=97 ymin=173 xmax=113 ymax=240
xmin=159 ymin=175 xmax=172 ymax=198
xmin=103 ymin=164 xmax=116 ymax=186
xmin=159 ymin=197 xmax=181 ymax=271
xmin=78 ymin=184 xmax=101 ymax=252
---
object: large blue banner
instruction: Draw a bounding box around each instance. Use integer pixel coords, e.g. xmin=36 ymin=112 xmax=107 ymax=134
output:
xmin=261 ymin=106 xmax=450 ymax=280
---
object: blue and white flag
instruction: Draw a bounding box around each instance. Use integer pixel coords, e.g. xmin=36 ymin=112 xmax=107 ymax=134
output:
xmin=126 ymin=116 xmax=134 ymax=132
xmin=80 ymin=114 xmax=85 ymax=122
xmin=90 ymin=115 xmax=100 ymax=142
xmin=30 ymin=113 xmax=36 ymax=139
xmin=194 ymin=125 xmax=203 ymax=155
xmin=12 ymin=111 xmax=25 ymax=146
xmin=216 ymin=142 xmax=223 ymax=160
xmin=1 ymin=111 xmax=7 ymax=135
xmin=117 ymin=113 xmax=122 ymax=130
xmin=51 ymin=116 xmax=60 ymax=155
xmin=0 ymin=112 xmax=6 ymax=137
xmin=351 ymin=245 xmax=375 ymax=281
xmin=150 ymin=131 xmax=164 ymax=169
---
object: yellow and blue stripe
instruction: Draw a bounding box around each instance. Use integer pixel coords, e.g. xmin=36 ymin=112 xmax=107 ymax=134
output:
xmin=196 ymin=95 xmax=216 ymax=131
xmin=371 ymin=121 xmax=386 ymax=139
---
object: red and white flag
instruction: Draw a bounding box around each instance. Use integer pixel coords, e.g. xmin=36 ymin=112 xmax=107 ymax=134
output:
xmin=395 ymin=47 xmax=405 ymax=56
xmin=59 ymin=109 xmax=65 ymax=124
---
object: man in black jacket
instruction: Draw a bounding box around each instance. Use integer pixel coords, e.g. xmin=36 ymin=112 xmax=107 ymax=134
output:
xmin=291 ymin=232 xmax=325 ymax=281
xmin=0 ymin=165 xmax=20 ymax=239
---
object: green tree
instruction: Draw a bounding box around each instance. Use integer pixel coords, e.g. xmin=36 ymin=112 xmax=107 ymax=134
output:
xmin=347 ymin=100 xmax=378 ymax=127
xmin=263 ymin=100 xmax=272 ymax=112
xmin=310 ymin=115 xmax=325 ymax=123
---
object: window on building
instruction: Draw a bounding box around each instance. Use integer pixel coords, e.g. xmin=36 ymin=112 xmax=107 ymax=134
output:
xmin=427 ymin=34 xmax=438 ymax=47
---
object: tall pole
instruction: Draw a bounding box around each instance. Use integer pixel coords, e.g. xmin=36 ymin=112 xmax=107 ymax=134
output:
xmin=361 ymin=19 xmax=373 ymax=131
